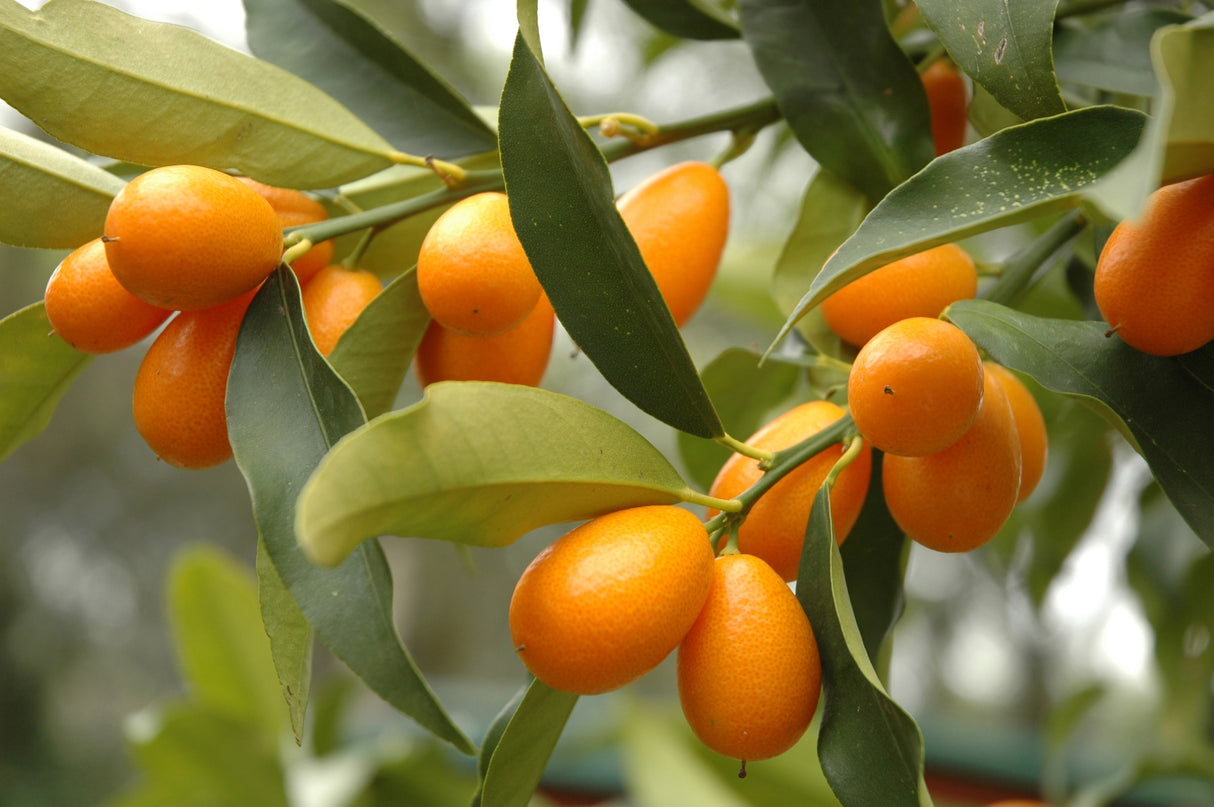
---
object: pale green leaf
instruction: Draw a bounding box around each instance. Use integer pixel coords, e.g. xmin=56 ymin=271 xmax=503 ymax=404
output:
xmin=256 ymin=537 xmax=312 ymax=745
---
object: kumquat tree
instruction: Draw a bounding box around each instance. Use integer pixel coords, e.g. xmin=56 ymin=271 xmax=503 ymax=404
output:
xmin=2 ymin=0 xmax=1214 ymax=805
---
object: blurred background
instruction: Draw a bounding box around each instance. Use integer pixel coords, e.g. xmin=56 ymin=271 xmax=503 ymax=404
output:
xmin=1 ymin=1 xmax=1211 ymax=805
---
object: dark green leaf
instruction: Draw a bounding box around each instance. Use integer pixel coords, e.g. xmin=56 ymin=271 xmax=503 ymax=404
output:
xmin=228 ymin=267 xmax=473 ymax=754
xmin=1053 ymin=7 xmax=1192 ymax=97
xmin=256 ymin=536 xmax=312 ymax=745
xmin=498 ymin=33 xmax=722 ymax=438
xmin=327 ymin=267 xmax=430 ymax=418
xmin=618 ymin=0 xmax=740 ymax=39
xmin=1178 ymin=342 xmax=1214 ymax=396
xmin=0 ymin=0 xmax=395 ymax=188
xmin=677 ymin=348 xmax=799 ymax=490
xmin=798 ymin=486 xmax=930 ymax=806
xmin=0 ymin=125 xmax=125 ymax=248
xmin=243 ymin=0 xmax=495 ymax=158
xmin=479 ymin=679 xmax=578 ymax=807
xmin=772 ymin=106 xmax=1148 ymax=349
xmin=738 ymin=0 xmax=933 ymax=201
xmin=945 ymin=299 xmax=1214 ymax=549
xmin=917 ymin=0 xmax=1066 ymax=121
xmin=295 ymin=381 xmax=694 ymax=567
xmin=0 ymin=302 xmax=92 ymax=463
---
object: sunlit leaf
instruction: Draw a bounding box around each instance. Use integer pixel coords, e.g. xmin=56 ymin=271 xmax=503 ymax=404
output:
xmin=618 ymin=0 xmax=740 ymax=39
xmin=255 ymin=537 xmax=312 ymax=745
xmin=1153 ymin=16 xmax=1214 ymax=183
xmin=738 ymin=0 xmax=934 ymax=201
xmin=228 ymin=267 xmax=474 ymax=754
xmin=0 ymin=302 xmax=92 ymax=463
xmin=1053 ymin=7 xmax=1192 ymax=97
xmin=917 ymin=0 xmax=1066 ymax=121
xmin=0 ymin=0 xmax=396 ymax=188
xmin=0 ymin=125 xmax=124 ymax=248
xmin=498 ymin=33 xmax=722 ymax=438
xmin=296 ymin=381 xmax=694 ymax=567
xmin=478 ymin=679 xmax=578 ymax=807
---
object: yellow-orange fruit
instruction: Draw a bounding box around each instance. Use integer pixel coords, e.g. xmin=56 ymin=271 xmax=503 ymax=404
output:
xmin=848 ymin=317 xmax=984 ymax=457
xmin=820 ymin=244 xmax=977 ymax=347
xmin=1094 ymin=173 xmax=1214 ymax=356
xmin=104 ymin=165 xmax=282 ymax=311
xmin=677 ymin=553 xmax=821 ymax=763
xmin=416 ymin=191 xmax=541 ymax=337
xmin=985 ymin=362 xmax=1048 ymax=502
xmin=617 ymin=161 xmax=730 ymax=327
xmin=44 ymin=238 xmax=171 ymax=353
xmin=883 ymin=364 xmax=1023 ymax=553
xmin=921 ymin=59 xmax=968 ymax=156
xmin=131 ymin=291 xmax=255 ymax=469
xmin=414 ymin=295 xmax=555 ymax=388
xmin=237 ymin=176 xmax=333 ymax=285
xmin=707 ymin=401 xmax=872 ymax=581
xmin=301 ymin=265 xmax=382 ymax=356
xmin=509 ymin=505 xmax=714 ymax=695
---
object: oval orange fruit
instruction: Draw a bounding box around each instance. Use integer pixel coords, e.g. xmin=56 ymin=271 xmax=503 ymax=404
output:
xmin=921 ymin=59 xmax=968 ymax=156
xmin=414 ymin=295 xmax=555 ymax=388
xmin=237 ymin=176 xmax=334 ymax=285
xmin=984 ymin=362 xmax=1048 ymax=502
xmin=301 ymin=265 xmax=382 ymax=356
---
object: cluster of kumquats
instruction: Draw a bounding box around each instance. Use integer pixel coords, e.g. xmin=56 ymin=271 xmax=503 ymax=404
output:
xmin=42 ymin=164 xmax=380 ymax=469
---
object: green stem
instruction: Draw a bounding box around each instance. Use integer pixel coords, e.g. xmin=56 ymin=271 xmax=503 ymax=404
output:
xmin=715 ymin=433 xmax=774 ymax=464
xmin=824 ymin=433 xmax=864 ymax=488
xmin=599 ymin=97 xmax=783 ymax=163
xmin=681 ymin=488 xmax=743 ymax=513
xmin=982 ymin=210 xmax=1087 ymax=307
xmin=736 ymin=414 xmax=855 ymax=512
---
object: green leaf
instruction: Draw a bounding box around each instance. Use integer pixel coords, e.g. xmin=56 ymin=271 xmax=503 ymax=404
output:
xmin=798 ymin=486 xmax=931 ymax=807
xmin=296 ymin=381 xmax=693 ymax=567
xmin=738 ymin=0 xmax=934 ymax=201
xmin=498 ymin=33 xmax=722 ymax=438
xmin=1153 ymin=16 xmax=1214 ymax=183
xmin=1178 ymin=342 xmax=1214 ymax=397
xmin=0 ymin=0 xmax=396 ymax=189
xmin=618 ymin=0 xmax=740 ymax=40
xmin=917 ymin=0 xmax=1066 ymax=122
xmin=676 ymin=348 xmax=800 ymax=490
xmin=0 ymin=302 xmax=92 ymax=464
xmin=772 ymin=106 xmax=1147 ymax=349
xmin=1053 ymin=7 xmax=1192 ymax=98
xmin=167 ymin=546 xmax=285 ymax=742
xmin=243 ymin=0 xmax=496 ymax=158
xmin=479 ymin=679 xmax=578 ymax=807
xmin=255 ymin=536 xmax=312 ymax=745
xmin=0 ymin=125 xmax=125 ymax=248
xmin=945 ymin=299 xmax=1214 ymax=549
xmin=327 ymin=267 xmax=430 ymax=418
xmin=228 ymin=267 xmax=474 ymax=754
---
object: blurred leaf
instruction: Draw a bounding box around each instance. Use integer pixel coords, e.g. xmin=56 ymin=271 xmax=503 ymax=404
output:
xmin=167 ymin=546 xmax=285 ymax=743
xmin=479 ymin=679 xmax=578 ymax=807
xmin=773 ymin=105 xmax=1147 ymax=349
xmin=569 ymin=0 xmax=590 ymax=48
xmin=0 ymin=302 xmax=92 ymax=464
xmin=475 ymin=682 xmax=529 ymax=793
xmin=798 ymin=486 xmax=930 ymax=806
xmin=1053 ymin=7 xmax=1192 ymax=97
xmin=363 ymin=742 xmax=479 ymax=807
xmin=255 ymin=537 xmax=312 ymax=745
xmin=498 ymin=33 xmax=722 ymax=438
xmin=296 ymin=381 xmax=693 ymax=567
xmin=228 ymin=267 xmax=474 ymax=755
xmin=738 ymin=0 xmax=933 ymax=201
xmin=327 ymin=267 xmax=430 ymax=418
xmin=0 ymin=0 xmax=395 ymax=188
xmin=243 ymin=0 xmax=495 ymax=158
xmin=917 ymin=0 xmax=1066 ymax=121
xmin=946 ymin=299 xmax=1214 ymax=549
xmin=618 ymin=0 xmax=740 ymax=39
xmin=0 ymin=125 xmax=124 ymax=248
xmin=1154 ymin=16 xmax=1214 ymax=184
xmin=677 ymin=348 xmax=800 ymax=490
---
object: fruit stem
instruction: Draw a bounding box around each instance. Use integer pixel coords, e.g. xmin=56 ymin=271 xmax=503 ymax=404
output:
xmin=682 ymin=488 xmax=743 ymax=513
xmin=580 ymin=112 xmax=660 ymax=139
xmin=280 ymin=238 xmax=315 ymax=269
xmin=981 ymin=210 xmax=1087 ymax=307
xmin=715 ymin=433 xmax=775 ymax=464
xmin=824 ymin=433 xmax=865 ymax=489
xmin=388 ymin=151 xmax=468 ymax=186
xmin=343 ymin=228 xmax=376 ymax=270
xmin=598 ymin=97 xmax=783 ymax=162
xmin=710 ymin=126 xmax=759 ymax=169
xmin=736 ymin=415 xmax=854 ymax=511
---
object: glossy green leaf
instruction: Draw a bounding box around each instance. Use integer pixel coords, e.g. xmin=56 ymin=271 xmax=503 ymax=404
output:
xmin=618 ymin=0 xmax=740 ymax=39
xmin=327 ymin=267 xmax=430 ymax=418
xmin=677 ymin=348 xmax=799 ymax=490
xmin=738 ymin=0 xmax=934 ymax=201
xmin=498 ymin=33 xmax=722 ymax=438
xmin=1178 ymin=342 xmax=1214 ymax=396
xmin=773 ymin=106 xmax=1148 ymax=349
xmin=0 ymin=125 xmax=125 ymax=248
xmin=167 ymin=546 xmax=285 ymax=742
xmin=479 ymin=679 xmax=578 ymax=807
xmin=255 ymin=536 xmax=312 ymax=745
xmin=1053 ymin=7 xmax=1192 ymax=97
xmin=228 ymin=267 xmax=474 ymax=754
xmin=243 ymin=0 xmax=495 ymax=158
xmin=0 ymin=0 xmax=395 ymax=189
xmin=917 ymin=0 xmax=1065 ymax=122
xmin=945 ymin=299 xmax=1214 ymax=549
xmin=0 ymin=302 xmax=92 ymax=463
xmin=798 ymin=486 xmax=931 ymax=807
xmin=296 ymin=381 xmax=693 ymax=567
xmin=1154 ymin=17 xmax=1214 ymax=183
